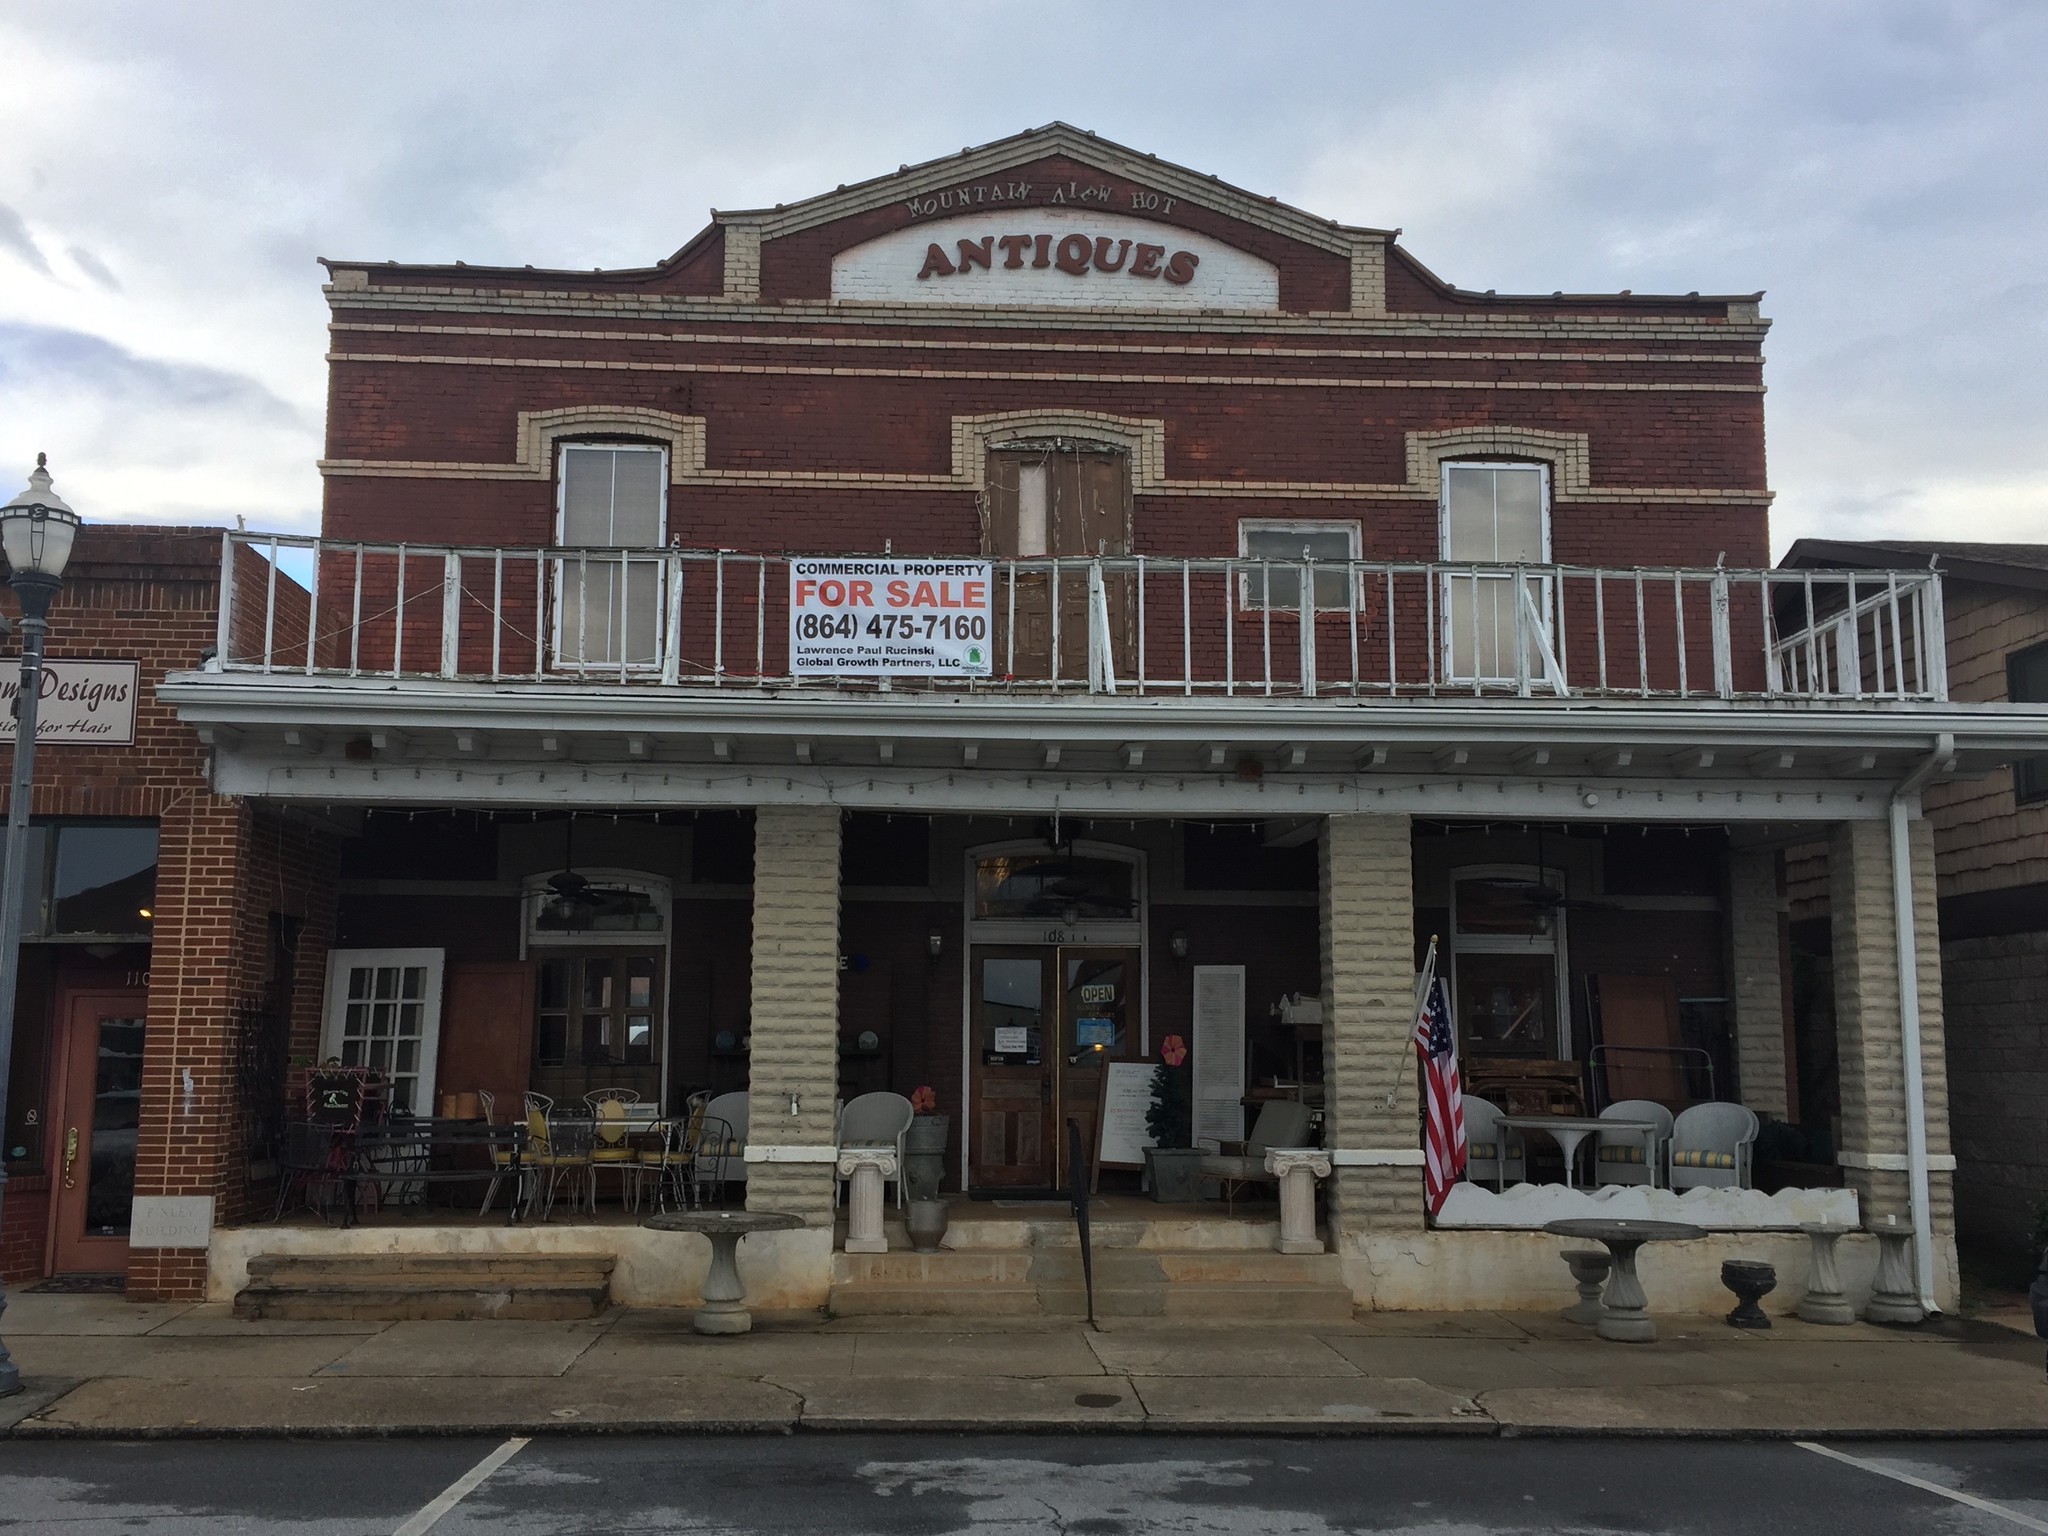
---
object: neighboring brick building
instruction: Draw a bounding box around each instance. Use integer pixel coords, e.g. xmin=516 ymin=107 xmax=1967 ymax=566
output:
xmin=0 ymin=524 xmax=338 ymax=1295
xmin=1783 ymin=540 xmax=2048 ymax=1280
xmin=112 ymin=126 xmax=2048 ymax=1315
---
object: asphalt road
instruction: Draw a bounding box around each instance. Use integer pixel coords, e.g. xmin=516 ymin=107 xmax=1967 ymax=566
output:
xmin=2 ymin=1433 xmax=2046 ymax=1534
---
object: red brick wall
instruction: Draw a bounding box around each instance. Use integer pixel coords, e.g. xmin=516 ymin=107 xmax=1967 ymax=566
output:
xmin=0 ymin=528 xmax=342 ymax=1298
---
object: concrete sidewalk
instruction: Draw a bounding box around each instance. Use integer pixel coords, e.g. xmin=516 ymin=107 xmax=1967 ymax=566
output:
xmin=1 ymin=1292 xmax=2043 ymax=1439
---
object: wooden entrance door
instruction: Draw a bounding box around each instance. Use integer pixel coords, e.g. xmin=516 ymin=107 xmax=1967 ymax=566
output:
xmin=50 ymin=989 xmax=147 ymax=1274
xmin=968 ymin=944 xmax=1143 ymax=1190
xmin=984 ymin=444 xmax=1133 ymax=683
xmin=969 ymin=947 xmax=1054 ymax=1188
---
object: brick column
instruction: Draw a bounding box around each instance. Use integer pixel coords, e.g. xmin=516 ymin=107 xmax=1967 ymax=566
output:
xmin=128 ymin=795 xmax=247 ymax=1301
xmin=1318 ymin=813 xmax=1422 ymax=1241
xmin=1828 ymin=818 xmax=1955 ymax=1256
xmin=1728 ymin=846 xmax=1790 ymax=1119
xmin=744 ymin=806 xmax=842 ymax=1226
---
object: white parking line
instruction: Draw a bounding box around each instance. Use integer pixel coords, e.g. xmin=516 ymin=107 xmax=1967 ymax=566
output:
xmin=393 ymin=1436 xmax=531 ymax=1536
xmin=1797 ymin=1441 xmax=2048 ymax=1533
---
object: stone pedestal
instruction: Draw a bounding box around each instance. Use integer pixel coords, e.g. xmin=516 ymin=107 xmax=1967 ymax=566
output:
xmin=837 ymin=1145 xmax=897 ymax=1256
xmin=1796 ymin=1222 xmax=1857 ymax=1325
xmin=1865 ymin=1222 xmax=1926 ymax=1325
xmin=1721 ymin=1260 xmax=1777 ymax=1329
xmin=1264 ymin=1148 xmax=1331 ymax=1254
xmin=1560 ymin=1249 xmax=1612 ymax=1326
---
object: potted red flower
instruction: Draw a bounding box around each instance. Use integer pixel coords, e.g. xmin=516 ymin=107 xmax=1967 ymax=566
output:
xmin=903 ymin=1084 xmax=948 ymax=1203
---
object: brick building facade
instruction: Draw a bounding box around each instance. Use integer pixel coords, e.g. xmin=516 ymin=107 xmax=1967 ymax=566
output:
xmin=23 ymin=125 xmax=2026 ymax=1314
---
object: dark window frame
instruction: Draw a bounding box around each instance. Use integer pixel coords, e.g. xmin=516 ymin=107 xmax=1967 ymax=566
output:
xmin=2007 ymin=641 xmax=2048 ymax=804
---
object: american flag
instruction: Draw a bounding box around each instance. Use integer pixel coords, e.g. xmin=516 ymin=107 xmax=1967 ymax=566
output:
xmin=1414 ymin=974 xmax=1467 ymax=1217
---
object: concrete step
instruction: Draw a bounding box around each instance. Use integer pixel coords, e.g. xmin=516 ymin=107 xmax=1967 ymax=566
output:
xmin=931 ymin=1211 xmax=1286 ymax=1252
xmin=236 ymin=1252 xmax=613 ymax=1321
xmin=829 ymin=1246 xmax=1352 ymax=1321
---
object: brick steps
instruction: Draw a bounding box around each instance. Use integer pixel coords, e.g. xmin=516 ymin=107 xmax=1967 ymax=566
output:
xmin=234 ymin=1253 xmax=613 ymax=1321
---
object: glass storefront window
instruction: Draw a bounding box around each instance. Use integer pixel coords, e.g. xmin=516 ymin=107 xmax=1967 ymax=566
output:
xmin=51 ymin=826 xmax=158 ymax=936
xmin=975 ymin=853 xmax=1135 ymax=921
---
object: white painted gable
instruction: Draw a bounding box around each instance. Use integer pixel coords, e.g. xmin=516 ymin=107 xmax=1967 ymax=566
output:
xmin=831 ymin=209 xmax=1280 ymax=310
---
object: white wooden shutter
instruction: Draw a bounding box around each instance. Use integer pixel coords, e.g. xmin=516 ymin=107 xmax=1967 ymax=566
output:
xmin=1190 ymin=964 xmax=1246 ymax=1149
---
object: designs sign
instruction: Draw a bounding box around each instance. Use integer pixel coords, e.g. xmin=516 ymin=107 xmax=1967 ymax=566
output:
xmin=0 ymin=658 xmax=139 ymax=745
xmin=790 ymin=559 xmax=993 ymax=677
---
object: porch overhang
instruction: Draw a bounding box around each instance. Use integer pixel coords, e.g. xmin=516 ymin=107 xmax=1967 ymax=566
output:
xmin=159 ymin=672 xmax=2048 ymax=821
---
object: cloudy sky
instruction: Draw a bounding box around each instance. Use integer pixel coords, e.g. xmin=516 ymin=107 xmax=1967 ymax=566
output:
xmin=3 ymin=1 xmax=2043 ymax=554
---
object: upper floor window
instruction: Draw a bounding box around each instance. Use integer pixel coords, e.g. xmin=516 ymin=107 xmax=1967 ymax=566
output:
xmin=2009 ymin=641 xmax=2048 ymax=804
xmin=1440 ymin=462 xmax=1552 ymax=682
xmin=1238 ymin=520 xmax=1359 ymax=611
xmin=554 ymin=443 xmax=667 ymax=671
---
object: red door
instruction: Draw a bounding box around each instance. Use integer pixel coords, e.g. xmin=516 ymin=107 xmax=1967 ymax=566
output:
xmin=49 ymin=989 xmax=147 ymax=1274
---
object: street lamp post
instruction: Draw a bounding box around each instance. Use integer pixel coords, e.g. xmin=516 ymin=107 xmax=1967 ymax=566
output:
xmin=0 ymin=455 xmax=80 ymax=1397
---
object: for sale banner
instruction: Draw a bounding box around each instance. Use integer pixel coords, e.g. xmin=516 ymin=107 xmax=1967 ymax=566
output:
xmin=790 ymin=558 xmax=993 ymax=676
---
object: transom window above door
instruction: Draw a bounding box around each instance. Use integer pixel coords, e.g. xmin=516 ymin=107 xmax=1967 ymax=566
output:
xmin=554 ymin=442 xmax=667 ymax=672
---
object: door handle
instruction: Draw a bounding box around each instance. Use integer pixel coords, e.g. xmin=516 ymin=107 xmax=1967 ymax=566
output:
xmin=61 ymin=1126 xmax=79 ymax=1188
xmin=1041 ymin=1077 xmax=1052 ymax=1105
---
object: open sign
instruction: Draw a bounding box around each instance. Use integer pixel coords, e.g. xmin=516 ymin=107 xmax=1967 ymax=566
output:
xmin=791 ymin=558 xmax=993 ymax=677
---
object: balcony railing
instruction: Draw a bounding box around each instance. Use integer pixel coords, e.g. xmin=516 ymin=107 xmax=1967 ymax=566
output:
xmin=213 ymin=532 xmax=1948 ymax=704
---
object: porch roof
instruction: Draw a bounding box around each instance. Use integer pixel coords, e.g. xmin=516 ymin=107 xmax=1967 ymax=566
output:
xmin=159 ymin=670 xmax=2048 ymax=822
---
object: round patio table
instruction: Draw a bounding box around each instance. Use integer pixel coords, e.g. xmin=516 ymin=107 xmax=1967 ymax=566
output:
xmin=644 ymin=1209 xmax=804 ymax=1335
xmin=1543 ymin=1218 xmax=1705 ymax=1342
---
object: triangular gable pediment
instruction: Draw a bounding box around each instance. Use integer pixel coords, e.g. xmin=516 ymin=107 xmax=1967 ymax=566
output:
xmin=721 ymin=124 xmax=1380 ymax=255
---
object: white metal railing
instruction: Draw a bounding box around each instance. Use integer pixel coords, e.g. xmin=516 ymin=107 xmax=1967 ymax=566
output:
xmin=212 ymin=531 xmax=1947 ymax=703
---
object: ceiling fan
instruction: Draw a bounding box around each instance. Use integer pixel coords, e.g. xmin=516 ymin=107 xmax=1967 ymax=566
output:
xmin=546 ymin=815 xmax=600 ymax=906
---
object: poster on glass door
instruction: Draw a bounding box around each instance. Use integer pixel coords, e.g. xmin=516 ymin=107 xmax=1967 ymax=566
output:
xmin=790 ymin=559 xmax=992 ymax=676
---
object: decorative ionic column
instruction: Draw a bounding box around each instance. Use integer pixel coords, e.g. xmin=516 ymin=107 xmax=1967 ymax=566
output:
xmin=1264 ymin=1148 xmax=1332 ymax=1255
xmin=837 ymin=1145 xmax=898 ymax=1256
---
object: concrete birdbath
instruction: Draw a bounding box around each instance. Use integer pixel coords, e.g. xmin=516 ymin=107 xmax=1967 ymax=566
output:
xmin=644 ymin=1209 xmax=804 ymax=1335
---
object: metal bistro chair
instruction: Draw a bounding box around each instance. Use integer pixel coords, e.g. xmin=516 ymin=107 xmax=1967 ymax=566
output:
xmin=700 ymin=1092 xmax=750 ymax=1201
xmin=586 ymin=1089 xmax=640 ymax=1206
xmin=683 ymin=1115 xmax=737 ymax=1211
xmin=630 ymin=1113 xmax=694 ymax=1213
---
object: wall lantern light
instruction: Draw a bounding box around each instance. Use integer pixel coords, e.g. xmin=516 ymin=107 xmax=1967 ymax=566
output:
xmin=925 ymin=929 xmax=943 ymax=959
xmin=1169 ymin=929 xmax=1189 ymax=960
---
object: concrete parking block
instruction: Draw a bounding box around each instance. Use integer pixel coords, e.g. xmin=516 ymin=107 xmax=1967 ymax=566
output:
xmin=12 ymin=1373 xmax=802 ymax=1436
xmin=316 ymin=1319 xmax=610 ymax=1378
xmin=1088 ymin=1330 xmax=1360 ymax=1378
xmin=8 ymin=1333 xmax=361 ymax=1379
xmin=1131 ymin=1373 xmax=1488 ymax=1429
xmin=852 ymin=1331 xmax=1105 ymax=1378
xmin=2 ymin=1296 xmax=194 ymax=1336
xmin=783 ymin=1372 xmax=1145 ymax=1429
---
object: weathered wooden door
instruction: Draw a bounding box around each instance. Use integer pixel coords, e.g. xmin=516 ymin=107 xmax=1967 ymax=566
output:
xmin=50 ymin=988 xmax=147 ymax=1274
xmin=983 ymin=444 xmax=1133 ymax=684
xmin=968 ymin=946 xmax=1055 ymax=1187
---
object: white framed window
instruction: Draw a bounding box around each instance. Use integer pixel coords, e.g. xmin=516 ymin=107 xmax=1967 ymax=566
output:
xmin=320 ymin=948 xmax=447 ymax=1114
xmin=1237 ymin=520 xmax=1360 ymax=611
xmin=1447 ymin=865 xmax=1569 ymax=1062
xmin=1439 ymin=462 xmax=1552 ymax=683
xmin=554 ymin=442 xmax=668 ymax=671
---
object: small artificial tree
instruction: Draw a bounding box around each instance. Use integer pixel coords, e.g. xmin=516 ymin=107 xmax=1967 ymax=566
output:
xmin=1146 ymin=1034 xmax=1193 ymax=1150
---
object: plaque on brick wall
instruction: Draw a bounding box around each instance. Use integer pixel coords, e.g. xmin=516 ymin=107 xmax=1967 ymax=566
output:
xmin=0 ymin=658 xmax=139 ymax=745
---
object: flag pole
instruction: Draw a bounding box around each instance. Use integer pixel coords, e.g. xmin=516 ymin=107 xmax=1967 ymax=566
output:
xmin=1387 ymin=934 xmax=1440 ymax=1108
